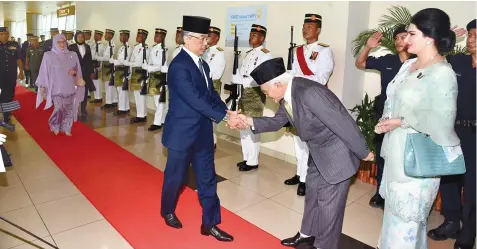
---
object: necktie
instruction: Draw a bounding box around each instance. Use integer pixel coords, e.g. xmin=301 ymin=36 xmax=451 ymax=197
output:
xmin=284 ymin=101 xmax=294 ymax=121
xmin=198 ymin=58 xmax=208 ymax=88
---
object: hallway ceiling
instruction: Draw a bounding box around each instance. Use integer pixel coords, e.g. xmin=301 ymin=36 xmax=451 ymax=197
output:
xmin=2 ymin=1 xmax=73 ymax=21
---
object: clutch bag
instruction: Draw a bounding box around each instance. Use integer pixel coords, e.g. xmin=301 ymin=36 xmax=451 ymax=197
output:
xmin=404 ymin=133 xmax=466 ymax=177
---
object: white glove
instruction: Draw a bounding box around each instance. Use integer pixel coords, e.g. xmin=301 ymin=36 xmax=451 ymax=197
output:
xmin=114 ymin=60 xmax=121 ymax=66
xmin=232 ymin=74 xmax=242 ymax=85
xmin=109 ymin=58 xmax=115 ymax=64
xmin=0 ymin=134 xmax=7 ymax=145
xmin=142 ymin=63 xmax=148 ymax=70
xmin=161 ymin=65 xmax=168 ymax=73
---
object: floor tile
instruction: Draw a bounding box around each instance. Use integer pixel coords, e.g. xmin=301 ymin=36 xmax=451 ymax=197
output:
xmin=342 ymin=203 xmax=383 ymax=247
xmin=237 ymin=199 xmax=303 ymax=240
xmin=0 ymin=185 xmax=33 ymax=213
xmin=53 ymin=220 xmax=133 ymax=249
xmin=0 ymin=206 xmax=49 ymax=249
xmin=0 ymin=168 xmax=22 ymax=188
xmin=10 ymin=236 xmax=56 ymax=249
xmin=347 ymin=179 xmax=376 ymax=203
xmin=217 ymin=180 xmax=266 ymax=213
xmin=23 ymin=174 xmax=81 ymax=204
xmin=270 ymin=188 xmax=305 ymax=214
xmin=35 ymin=194 xmax=103 ymax=234
xmin=229 ymin=167 xmax=292 ymax=198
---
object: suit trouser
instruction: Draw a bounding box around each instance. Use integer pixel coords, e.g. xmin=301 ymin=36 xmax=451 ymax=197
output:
xmin=301 ymin=155 xmax=351 ymax=249
xmin=133 ymin=90 xmax=147 ymax=118
xmin=153 ymin=94 xmax=167 ymax=126
xmin=80 ymin=86 xmax=89 ymax=113
xmin=161 ymin=146 xmax=221 ymax=228
xmin=104 ymin=82 xmax=118 ymax=104
xmin=293 ymin=135 xmax=309 ymax=182
xmin=30 ymin=70 xmax=39 ymax=91
xmin=239 ymin=129 xmax=260 ymax=166
xmin=440 ymin=127 xmax=476 ymax=246
xmin=92 ymin=79 xmax=102 ymax=100
xmin=116 ymin=87 xmax=129 ymax=111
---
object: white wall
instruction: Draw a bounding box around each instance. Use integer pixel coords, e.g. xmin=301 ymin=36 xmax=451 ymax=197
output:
xmin=362 ymin=1 xmax=477 ymax=99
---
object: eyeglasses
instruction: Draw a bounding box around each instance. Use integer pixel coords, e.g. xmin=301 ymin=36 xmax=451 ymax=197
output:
xmin=187 ymin=34 xmax=210 ymax=43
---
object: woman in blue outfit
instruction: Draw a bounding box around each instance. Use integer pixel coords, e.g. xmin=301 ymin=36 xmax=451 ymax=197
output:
xmin=374 ymin=8 xmax=463 ymax=249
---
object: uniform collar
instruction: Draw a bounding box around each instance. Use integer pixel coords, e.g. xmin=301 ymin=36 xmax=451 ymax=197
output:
xmin=305 ymin=40 xmax=319 ymax=49
xmin=254 ymin=45 xmax=263 ymax=51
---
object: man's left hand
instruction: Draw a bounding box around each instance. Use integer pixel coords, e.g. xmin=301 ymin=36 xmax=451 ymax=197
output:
xmin=226 ymin=110 xmax=249 ymax=130
xmin=90 ymin=73 xmax=95 ymax=79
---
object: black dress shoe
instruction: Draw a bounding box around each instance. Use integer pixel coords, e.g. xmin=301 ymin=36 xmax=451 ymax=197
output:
xmin=454 ymin=241 xmax=474 ymax=249
xmin=239 ymin=164 xmax=258 ymax=171
xmin=369 ymin=193 xmax=385 ymax=210
xmin=148 ymin=125 xmax=162 ymax=131
xmin=237 ymin=161 xmax=247 ymax=167
xmin=163 ymin=214 xmax=182 ymax=229
xmin=101 ymin=104 xmax=113 ymax=109
xmin=297 ymin=182 xmax=306 ymax=196
xmin=200 ymin=225 xmax=234 ymax=242
xmin=281 ymin=232 xmax=315 ymax=247
xmin=284 ymin=175 xmax=300 ymax=185
xmin=112 ymin=103 xmax=118 ymax=107
xmin=428 ymin=220 xmax=461 ymax=241
xmin=113 ymin=110 xmax=127 ymax=115
xmin=131 ymin=117 xmax=147 ymax=123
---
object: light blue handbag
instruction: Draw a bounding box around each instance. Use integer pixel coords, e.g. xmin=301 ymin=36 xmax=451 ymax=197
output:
xmin=404 ymin=133 xmax=466 ymax=177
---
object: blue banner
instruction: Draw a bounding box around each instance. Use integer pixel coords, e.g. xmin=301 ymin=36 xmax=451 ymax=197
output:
xmin=225 ymin=4 xmax=267 ymax=48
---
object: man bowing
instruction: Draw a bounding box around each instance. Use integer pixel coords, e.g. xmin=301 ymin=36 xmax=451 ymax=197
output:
xmin=236 ymin=57 xmax=374 ymax=249
xmin=161 ymin=15 xmax=241 ymax=242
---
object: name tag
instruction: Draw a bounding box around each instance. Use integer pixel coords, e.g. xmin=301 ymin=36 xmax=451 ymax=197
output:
xmin=385 ymin=67 xmax=393 ymax=70
xmin=455 ymin=73 xmax=462 ymax=77
xmin=8 ymin=46 xmax=16 ymax=50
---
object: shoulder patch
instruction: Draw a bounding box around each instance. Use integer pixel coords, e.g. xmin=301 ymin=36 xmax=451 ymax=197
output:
xmin=318 ymin=43 xmax=329 ymax=47
xmin=216 ymin=47 xmax=223 ymax=52
xmin=261 ymin=48 xmax=269 ymax=53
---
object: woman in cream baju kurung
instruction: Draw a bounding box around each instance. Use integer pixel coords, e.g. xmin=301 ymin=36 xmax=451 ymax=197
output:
xmin=377 ymin=58 xmax=462 ymax=249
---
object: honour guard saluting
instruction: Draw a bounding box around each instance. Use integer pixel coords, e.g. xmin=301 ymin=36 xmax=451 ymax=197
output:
xmin=172 ymin=27 xmax=183 ymax=59
xmin=98 ymin=29 xmax=118 ymax=109
xmin=42 ymin=28 xmax=59 ymax=53
xmin=112 ymin=30 xmax=132 ymax=115
xmin=231 ymin=24 xmax=273 ymax=171
xmin=90 ymin=30 xmax=105 ymax=104
xmin=25 ymin=36 xmax=43 ymax=92
xmin=146 ymin=28 xmax=168 ymax=131
xmin=203 ymin=26 xmax=226 ymax=147
xmin=128 ymin=29 xmax=151 ymax=123
xmin=284 ymin=14 xmax=335 ymax=196
xmin=0 ymin=27 xmax=24 ymax=123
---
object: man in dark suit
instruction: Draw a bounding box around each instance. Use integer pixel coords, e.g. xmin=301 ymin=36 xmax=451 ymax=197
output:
xmin=42 ymin=28 xmax=59 ymax=53
xmin=68 ymin=30 xmax=95 ymax=115
xmin=236 ymin=57 xmax=374 ymax=249
xmin=161 ymin=15 xmax=241 ymax=242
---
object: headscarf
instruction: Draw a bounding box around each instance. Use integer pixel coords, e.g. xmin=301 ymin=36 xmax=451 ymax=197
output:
xmin=74 ymin=31 xmax=85 ymax=45
xmin=51 ymin=34 xmax=68 ymax=54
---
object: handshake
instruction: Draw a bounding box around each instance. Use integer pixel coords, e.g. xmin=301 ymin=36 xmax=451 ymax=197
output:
xmin=224 ymin=110 xmax=253 ymax=130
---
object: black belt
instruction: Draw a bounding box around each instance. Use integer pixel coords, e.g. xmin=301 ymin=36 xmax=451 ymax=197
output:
xmin=455 ymin=120 xmax=476 ymax=127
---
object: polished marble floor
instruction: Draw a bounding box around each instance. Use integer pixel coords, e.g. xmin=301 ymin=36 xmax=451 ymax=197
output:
xmin=0 ymin=101 xmax=456 ymax=249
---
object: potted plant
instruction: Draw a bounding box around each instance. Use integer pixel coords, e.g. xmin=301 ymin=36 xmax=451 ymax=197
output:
xmin=349 ymin=93 xmax=379 ymax=185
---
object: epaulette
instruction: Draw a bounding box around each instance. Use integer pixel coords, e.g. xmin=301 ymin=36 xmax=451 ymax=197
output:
xmin=261 ymin=48 xmax=270 ymax=53
xmin=217 ymin=47 xmax=223 ymax=52
xmin=318 ymin=43 xmax=329 ymax=47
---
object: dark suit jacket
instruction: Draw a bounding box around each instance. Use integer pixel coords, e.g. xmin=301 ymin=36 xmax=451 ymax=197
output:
xmin=21 ymin=41 xmax=29 ymax=62
xmin=68 ymin=43 xmax=95 ymax=92
xmin=162 ymin=49 xmax=227 ymax=151
xmin=252 ymin=77 xmax=370 ymax=184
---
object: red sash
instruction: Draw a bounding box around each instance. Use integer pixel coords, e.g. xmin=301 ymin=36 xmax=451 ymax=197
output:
xmin=296 ymin=46 xmax=328 ymax=88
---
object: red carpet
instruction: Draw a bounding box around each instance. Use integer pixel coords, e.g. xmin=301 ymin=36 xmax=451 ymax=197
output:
xmin=13 ymin=86 xmax=286 ymax=249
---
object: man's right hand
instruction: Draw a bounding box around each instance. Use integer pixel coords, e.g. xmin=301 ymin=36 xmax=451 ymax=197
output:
xmin=366 ymin=32 xmax=382 ymax=49
xmin=362 ymin=152 xmax=375 ymax=161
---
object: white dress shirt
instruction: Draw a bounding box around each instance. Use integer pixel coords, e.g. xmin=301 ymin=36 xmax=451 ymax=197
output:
xmin=147 ymin=43 xmax=168 ymax=73
xmin=183 ymin=46 xmax=209 ymax=88
xmin=78 ymin=44 xmax=86 ymax=58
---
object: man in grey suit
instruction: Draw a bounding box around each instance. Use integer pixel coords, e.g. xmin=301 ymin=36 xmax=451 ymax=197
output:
xmin=233 ymin=57 xmax=374 ymax=249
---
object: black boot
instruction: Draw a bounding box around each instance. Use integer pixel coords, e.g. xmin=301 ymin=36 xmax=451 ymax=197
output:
xmin=427 ymin=219 xmax=461 ymax=241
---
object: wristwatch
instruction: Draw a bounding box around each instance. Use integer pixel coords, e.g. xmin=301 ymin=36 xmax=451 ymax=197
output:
xmin=222 ymin=114 xmax=229 ymax=122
